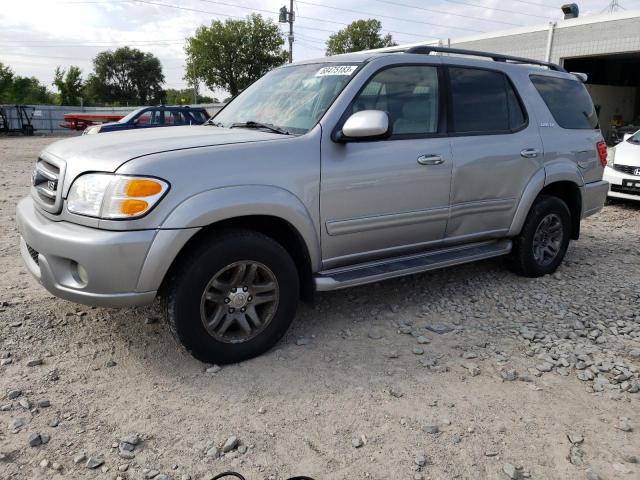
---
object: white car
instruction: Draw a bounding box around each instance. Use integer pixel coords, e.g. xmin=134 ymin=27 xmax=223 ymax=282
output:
xmin=604 ymin=130 xmax=640 ymax=202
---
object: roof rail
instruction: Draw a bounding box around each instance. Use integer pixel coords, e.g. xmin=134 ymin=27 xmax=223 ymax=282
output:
xmin=404 ymin=45 xmax=567 ymax=72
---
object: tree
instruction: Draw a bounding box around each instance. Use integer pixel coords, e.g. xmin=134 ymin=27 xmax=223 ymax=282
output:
xmin=0 ymin=63 xmax=53 ymax=104
xmin=85 ymin=47 xmax=164 ymax=105
xmin=8 ymin=77 xmax=53 ymax=104
xmin=0 ymin=63 xmax=14 ymax=103
xmin=163 ymin=88 xmax=215 ymax=105
xmin=52 ymin=66 xmax=83 ymax=105
xmin=185 ymin=14 xmax=288 ymax=97
xmin=325 ymin=19 xmax=396 ymax=55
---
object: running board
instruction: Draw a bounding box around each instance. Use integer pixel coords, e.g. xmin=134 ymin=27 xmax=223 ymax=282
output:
xmin=314 ymin=239 xmax=512 ymax=291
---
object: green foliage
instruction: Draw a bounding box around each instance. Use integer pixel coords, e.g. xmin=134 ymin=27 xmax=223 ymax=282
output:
xmin=0 ymin=63 xmax=14 ymax=103
xmin=164 ymin=88 xmax=215 ymax=105
xmin=52 ymin=66 xmax=83 ymax=105
xmin=85 ymin=47 xmax=165 ymax=105
xmin=185 ymin=14 xmax=288 ymax=97
xmin=325 ymin=19 xmax=396 ymax=55
xmin=0 ymin=62 xmax=54 ymax=104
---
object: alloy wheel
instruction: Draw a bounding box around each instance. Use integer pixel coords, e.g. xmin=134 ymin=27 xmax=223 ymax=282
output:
xmin=200 ymin=261 xmax=279 ymax=343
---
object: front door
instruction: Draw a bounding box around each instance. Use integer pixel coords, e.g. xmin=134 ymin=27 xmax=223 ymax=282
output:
xmin=320 ymin=64 xmax=452 ymax=268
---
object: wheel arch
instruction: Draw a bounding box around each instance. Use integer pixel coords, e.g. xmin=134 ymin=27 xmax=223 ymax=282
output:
xmin=509 ymin=167 xmax=583 ymax=240
xmin=149 ymin=186 xmax=320 ymax=303
xmin=160 ymin=215 xmax=316 ymax=302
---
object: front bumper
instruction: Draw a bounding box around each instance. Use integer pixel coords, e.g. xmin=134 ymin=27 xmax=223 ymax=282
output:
xmin=16 ymin=197 xmax=158 ymax=307
xmin=603 ymin=165 xmax=640 ymax=202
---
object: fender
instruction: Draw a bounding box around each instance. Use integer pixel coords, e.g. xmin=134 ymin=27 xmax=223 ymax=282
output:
xmin=543 ymin=158 xmax=585 ymax=187
xmin=508 ymin=160 xmax=584 ymax=237
xmin=161 ymin=184 xmax=320 ymax=268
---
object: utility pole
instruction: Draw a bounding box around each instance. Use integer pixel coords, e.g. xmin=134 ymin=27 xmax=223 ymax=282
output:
xmin=279 ymin=2 xmax=295 ymax=63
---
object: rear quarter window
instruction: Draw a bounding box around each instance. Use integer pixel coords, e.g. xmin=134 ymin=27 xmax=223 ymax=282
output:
xmin=530 ymin=75 xmax=598 ymax=129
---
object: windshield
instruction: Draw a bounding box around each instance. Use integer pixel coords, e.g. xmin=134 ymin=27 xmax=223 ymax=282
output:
xmin=628 ymin=130 xmax=640 ymax=144
xmin=118 ymin=107 xmax=146 ymax=124
xmin=212 ymin=63 xmax=361 ymax=135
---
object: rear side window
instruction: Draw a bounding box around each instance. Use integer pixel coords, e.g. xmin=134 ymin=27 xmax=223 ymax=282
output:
xmin=449 ymin=67 xmax=526 ymax=134
xmin=530 ymin=75 xmax=598 ymax=129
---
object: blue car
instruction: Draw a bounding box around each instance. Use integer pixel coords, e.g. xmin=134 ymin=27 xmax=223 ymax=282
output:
xmin=83 ymin=106 xmax=210 ymax=135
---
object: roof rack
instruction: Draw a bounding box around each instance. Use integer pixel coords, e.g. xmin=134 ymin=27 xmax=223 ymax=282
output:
xmin=403 ymin=45 xmax=567 ymax=72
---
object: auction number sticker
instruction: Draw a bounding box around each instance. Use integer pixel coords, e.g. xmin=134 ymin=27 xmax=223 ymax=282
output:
xmin=315 ymin=65 xmax=359 ymax=76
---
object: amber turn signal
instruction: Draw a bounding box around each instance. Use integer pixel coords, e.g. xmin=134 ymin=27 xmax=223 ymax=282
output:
xmin=125 ymin=179 xmax=163 ymax=197
xmin=120 ymin=199 xmax=149 ymax=215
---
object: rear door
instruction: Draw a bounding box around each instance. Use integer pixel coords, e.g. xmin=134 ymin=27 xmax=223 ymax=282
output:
xmin=445 ymin=66 xmax=543 ymax=240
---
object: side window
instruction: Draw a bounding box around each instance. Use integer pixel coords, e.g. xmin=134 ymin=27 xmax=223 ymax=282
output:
xmin=165 ymin=110 xmax=187 ymax=126
xmin=189 ymin=111 xmax=207 ymax=124
xmin=150 ymin=109 xmax=163 ymax=125
xmin=449 ymin=67 xmax=526 ymax=134
xmin=530 ymin=75 xmax=598 ymax=129
xmin=135 ymin=110 xmax=152 ymax=125
xmin=350 ymin=65 xmax=440 ymax=136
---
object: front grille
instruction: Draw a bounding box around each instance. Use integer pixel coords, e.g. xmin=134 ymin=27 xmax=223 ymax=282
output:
xmin=31 ymin=156 xmax=65 ymax=214
xmin=26 ymin=244 xmax=39 ymax=265
xmin=611 ymin=184 xmax=640 ymax=196
xmin=613 ymin=164 xmax=640 ymax=176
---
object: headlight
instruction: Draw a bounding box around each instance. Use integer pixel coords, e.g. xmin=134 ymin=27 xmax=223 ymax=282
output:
xmin=67 ymin=173 xmax=169 ymax=219
xmin=607 ymin=146 xmax=616 ymax=166
xmin=83 ymin=125 xmax=101 ymax=135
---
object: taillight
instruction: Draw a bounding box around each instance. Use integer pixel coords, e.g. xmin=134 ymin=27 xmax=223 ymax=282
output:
xmin=596 ymin=141 xmax=607 ymax=167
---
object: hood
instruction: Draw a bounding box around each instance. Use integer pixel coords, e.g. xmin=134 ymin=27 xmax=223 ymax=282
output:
xmin=42 ymin=126 xmax=283 ymax=195
xmin=614 ymin=139 xmax=640 ymax=167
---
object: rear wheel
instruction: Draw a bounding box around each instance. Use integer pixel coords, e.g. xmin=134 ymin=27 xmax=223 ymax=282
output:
xmin=508 ymin=195 xmax=572 ymax=277
xmin=165 ymin=230 xmax=299 ymax=364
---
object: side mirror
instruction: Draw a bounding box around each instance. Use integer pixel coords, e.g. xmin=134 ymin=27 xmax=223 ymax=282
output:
xmin=335 ymin=110 xmax=390 ymax=142
xmin=623 ymin=133 xmax=632 ymax=141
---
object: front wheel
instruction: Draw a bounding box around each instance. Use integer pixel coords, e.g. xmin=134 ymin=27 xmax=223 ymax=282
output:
xmin=165 ymin=230 xmax=299 ymax=364
xmin=508 ymin=195 xmax=572 ymax=277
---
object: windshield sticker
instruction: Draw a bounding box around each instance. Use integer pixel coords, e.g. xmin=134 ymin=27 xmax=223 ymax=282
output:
xmin=315 ymin=65 xmax=358 ymax=77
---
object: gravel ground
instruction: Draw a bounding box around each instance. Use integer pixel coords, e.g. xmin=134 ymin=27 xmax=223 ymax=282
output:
xmin=0 ymin=136 xmax=639 ymax=480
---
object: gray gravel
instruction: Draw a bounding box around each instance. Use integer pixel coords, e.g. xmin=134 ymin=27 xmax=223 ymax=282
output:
xmin=0 ymin=137 xmax=639 ymax=479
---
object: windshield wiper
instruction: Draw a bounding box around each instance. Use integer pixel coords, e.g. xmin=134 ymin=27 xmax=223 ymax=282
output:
xmin=229 ymin=121 xmax=289 ymax=135
xmin=205 ymin=120 xmax=224 ymax=127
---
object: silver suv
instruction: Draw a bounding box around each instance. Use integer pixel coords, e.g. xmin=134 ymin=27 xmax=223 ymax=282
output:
xmin=16 ymin=46 xmax=609 ymax=363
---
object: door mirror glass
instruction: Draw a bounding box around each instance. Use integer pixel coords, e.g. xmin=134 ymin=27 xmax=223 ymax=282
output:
xmin=340 ymin=110 xmax=390 ymax=140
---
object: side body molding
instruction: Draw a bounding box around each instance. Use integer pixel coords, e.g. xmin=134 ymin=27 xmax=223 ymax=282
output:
xmin=160 ymin=185 xmax=321 ymax=269
xmin=507 ymin=161 xmax=584 ymax=237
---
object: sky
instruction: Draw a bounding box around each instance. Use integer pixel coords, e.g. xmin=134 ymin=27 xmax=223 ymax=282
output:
xmin=1 ymin=0 xmax=639 ymax=98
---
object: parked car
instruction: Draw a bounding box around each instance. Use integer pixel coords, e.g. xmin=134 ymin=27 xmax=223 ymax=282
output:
xmin=16 ymin=47 xmax=608 ymax=364
xmin=603 ymin=129 xmax=640 ymax=201
xmin=82 ymin=106 xmax=209 ymax=135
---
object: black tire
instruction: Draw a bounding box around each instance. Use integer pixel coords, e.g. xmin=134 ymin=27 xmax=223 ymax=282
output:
xmin=508 ymin=195 xmax=572 ymax=277
xmin=165 ymin=229 xmax=299 ymax=364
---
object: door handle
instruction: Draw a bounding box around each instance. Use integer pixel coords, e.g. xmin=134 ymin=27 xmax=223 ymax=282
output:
xmin=520 ymin=148 xmax=540 ymax=159
xmin=417 ymin=154 xmax=444 ymax=165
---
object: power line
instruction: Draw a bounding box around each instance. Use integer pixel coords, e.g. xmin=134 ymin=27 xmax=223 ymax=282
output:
xmin=440 ymin=0 xmax=551 ymax=20
xmin=0 ymin=38 xmax=185 ymax=44
xmin=126 ymin=0 xmax=448 ymax=39
xmin=507 ymin=0 xmax=558 ymax=9
xmin=293 ymin=0 xmax=486 ymax=32
xmin=200 ymin=0 xmax=482 ymax=33
xmin=0 ymin=42 xmax=185 ymax=48
xmin=371 ymin=0 xmax=523 ymax=27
